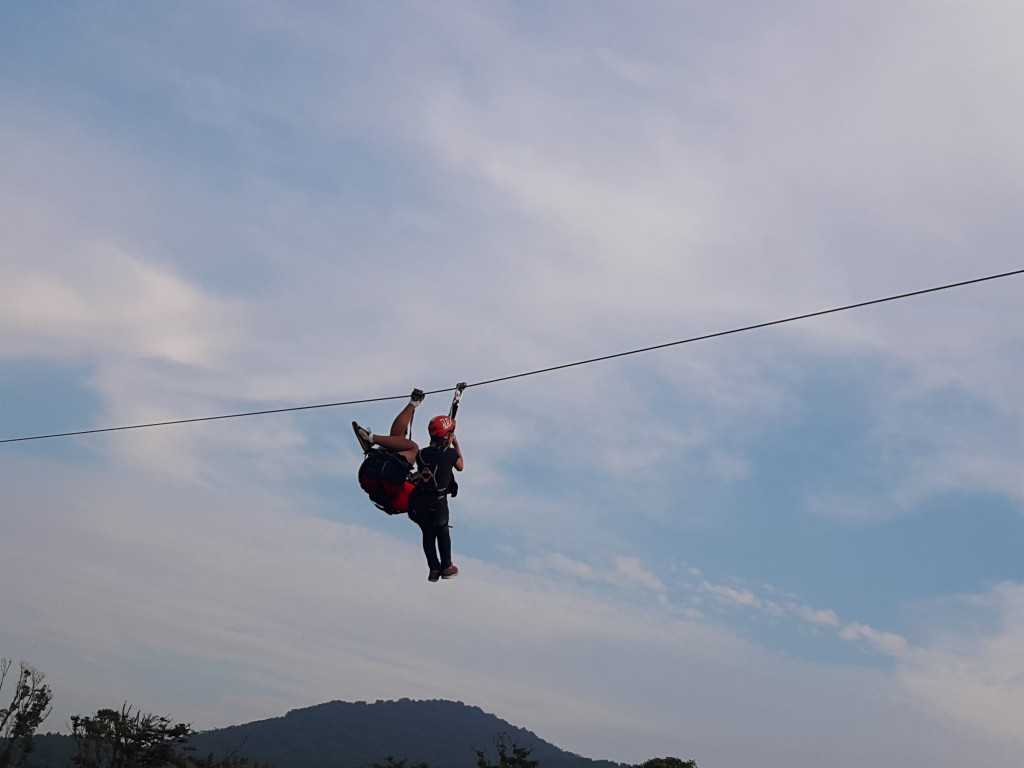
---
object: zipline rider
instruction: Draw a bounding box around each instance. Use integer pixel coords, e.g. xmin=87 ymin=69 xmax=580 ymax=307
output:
xmin=353 ymin=384 xmax=467 ymax=582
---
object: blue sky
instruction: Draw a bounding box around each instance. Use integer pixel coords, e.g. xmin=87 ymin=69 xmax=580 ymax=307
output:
xmin=2 ymin=2 xmax=1023 ymax=767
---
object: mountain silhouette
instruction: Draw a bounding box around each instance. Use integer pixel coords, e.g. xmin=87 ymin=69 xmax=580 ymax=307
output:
xmin=188 ymin=699 xmax=628 ymax=768
xmin=28 ymin=699 xmax=631 ymax=768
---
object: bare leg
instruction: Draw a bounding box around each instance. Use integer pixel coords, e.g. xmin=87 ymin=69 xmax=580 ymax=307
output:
xmin=371 ymin=433 xmax=418 ymax=461
xmin=390 ymin=403 xmax=415 ymax=437
xmin=371 ymin=403 xmax=419 ymax=462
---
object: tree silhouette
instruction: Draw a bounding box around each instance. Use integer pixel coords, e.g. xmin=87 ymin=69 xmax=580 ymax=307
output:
xmin=475 ymin=733 xmax=538 ymax=768
xmin=0 ymin=659 xmax=53 ymax=768
xmin=635 ymin=758 xmax=697 ymax=768
xmin=71 ymin=704 xmax=192 ymax=768
xmin=71 ymin=705 xmax=273 ymax=768
xmin=188 ymin=750 xmax=273 ymax=768
xmin=372 ymin=757 xmax=431 ymax=768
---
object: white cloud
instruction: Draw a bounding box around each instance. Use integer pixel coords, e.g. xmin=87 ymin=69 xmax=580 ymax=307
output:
xmin=788 ymin=603 xmax=840 ymax=628
xmin=540 ymin=554 xmax=665 ymax=594
xmin=698 ymin=580 xmax=841 ymax=630
xmin=703 ymin=581 xmax=765 ymax=611
xmin=825 ymin=583 xmax=1024 ymax=749
xmin=897 ymin=582 xmax=1024 ymax=743
xmin=839 ymin=622 xmax=911 ymax=657
xmin=1 ymin=244 xmax=239 ymax=368
xmin=613 ymin=556 xmax=666 ymax=592
xmin=546 ymin=552 xmax=599 ymax=581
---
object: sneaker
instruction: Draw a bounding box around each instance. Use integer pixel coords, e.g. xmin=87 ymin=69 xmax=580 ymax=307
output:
xmin=441 ymin=564 xmax=459 ymax=580
xmin=410 ymin=388 xmax=425 ymax=406
xmin=352 ymin=421 xmax=373 ymax=454
xmin=428 ymin=569 xmax=441 ymax=582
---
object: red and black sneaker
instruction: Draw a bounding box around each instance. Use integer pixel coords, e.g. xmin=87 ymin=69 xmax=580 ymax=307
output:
xmin=441 ymin=564 xmax=459 ymax=580
xmin=428 ymin=569 xmax=441 ymax=582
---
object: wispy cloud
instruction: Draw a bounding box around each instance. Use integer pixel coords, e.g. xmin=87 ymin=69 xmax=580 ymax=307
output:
xmin=839 ymin=622 xmax=910 ymax=656
xmin=696 ymin=579 xmax=842 ymax=631
xmin=541 ymin=553 xmax=666 ymax=593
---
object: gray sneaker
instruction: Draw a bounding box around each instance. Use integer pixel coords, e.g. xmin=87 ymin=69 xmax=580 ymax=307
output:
xmin=352 ymin=422 xmax=373 ymax=454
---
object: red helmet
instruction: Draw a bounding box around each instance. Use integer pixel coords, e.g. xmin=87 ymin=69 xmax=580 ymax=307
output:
xmin=428 ymin=415 xmax=456 ymax=439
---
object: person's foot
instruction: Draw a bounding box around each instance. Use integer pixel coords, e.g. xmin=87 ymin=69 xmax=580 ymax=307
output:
xmin=352 ymin=422 xmax=373 ymax=454
xmin=428 ymin=569 xmax=441 ymax=582
xmin=410 ymin=388 xmax=425 ymax=406
xmin=441 ymin=564 xmax=459 ymax=580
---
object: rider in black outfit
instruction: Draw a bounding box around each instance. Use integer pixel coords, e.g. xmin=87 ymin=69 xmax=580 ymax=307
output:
xmin=410 ymin=414 xmax=464 ymax=582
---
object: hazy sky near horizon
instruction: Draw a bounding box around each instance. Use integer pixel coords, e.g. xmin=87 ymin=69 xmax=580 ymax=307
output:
xmin=2 ymin=3 xmax=1024 ymax=767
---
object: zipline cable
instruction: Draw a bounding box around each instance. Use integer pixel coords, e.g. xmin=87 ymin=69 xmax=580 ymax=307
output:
xmin=0 ymin=394 xmax=407 ymax=444
xmin=3 ymin=267 xmax=1022 ymax=445
xmin=469 ymin=267 xmax=1024 ymax=388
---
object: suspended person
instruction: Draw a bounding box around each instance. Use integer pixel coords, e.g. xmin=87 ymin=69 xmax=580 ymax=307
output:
xmin=353 ymin=389 xmax=425 ymax=515
xmin=409 ymin=413 xmax=464 ymax=582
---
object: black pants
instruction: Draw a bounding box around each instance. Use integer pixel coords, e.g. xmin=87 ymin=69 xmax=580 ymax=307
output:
xmin=412 ymin=500 xmax=451 ymax=571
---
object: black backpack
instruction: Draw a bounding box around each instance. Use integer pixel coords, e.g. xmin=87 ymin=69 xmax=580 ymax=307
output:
xmin=357 ymin=448 xmax=414 ymax=515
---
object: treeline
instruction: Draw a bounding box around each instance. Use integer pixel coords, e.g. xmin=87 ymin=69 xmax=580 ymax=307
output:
xmin=2 ymin=658 xmax=696 ymax=768
xmin=1 ymin=658 xmax=264 ymax=768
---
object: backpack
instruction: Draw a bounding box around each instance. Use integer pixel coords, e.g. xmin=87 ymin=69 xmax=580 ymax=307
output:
xmin=413 ymin=445 xmax=459 ymax=500
xmin=357 ymin=449 xmax=416 ymax=515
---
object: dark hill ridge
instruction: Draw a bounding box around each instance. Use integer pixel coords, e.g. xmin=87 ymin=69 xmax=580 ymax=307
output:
xmin=187 ymin=698 xmax=629 ymax=768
